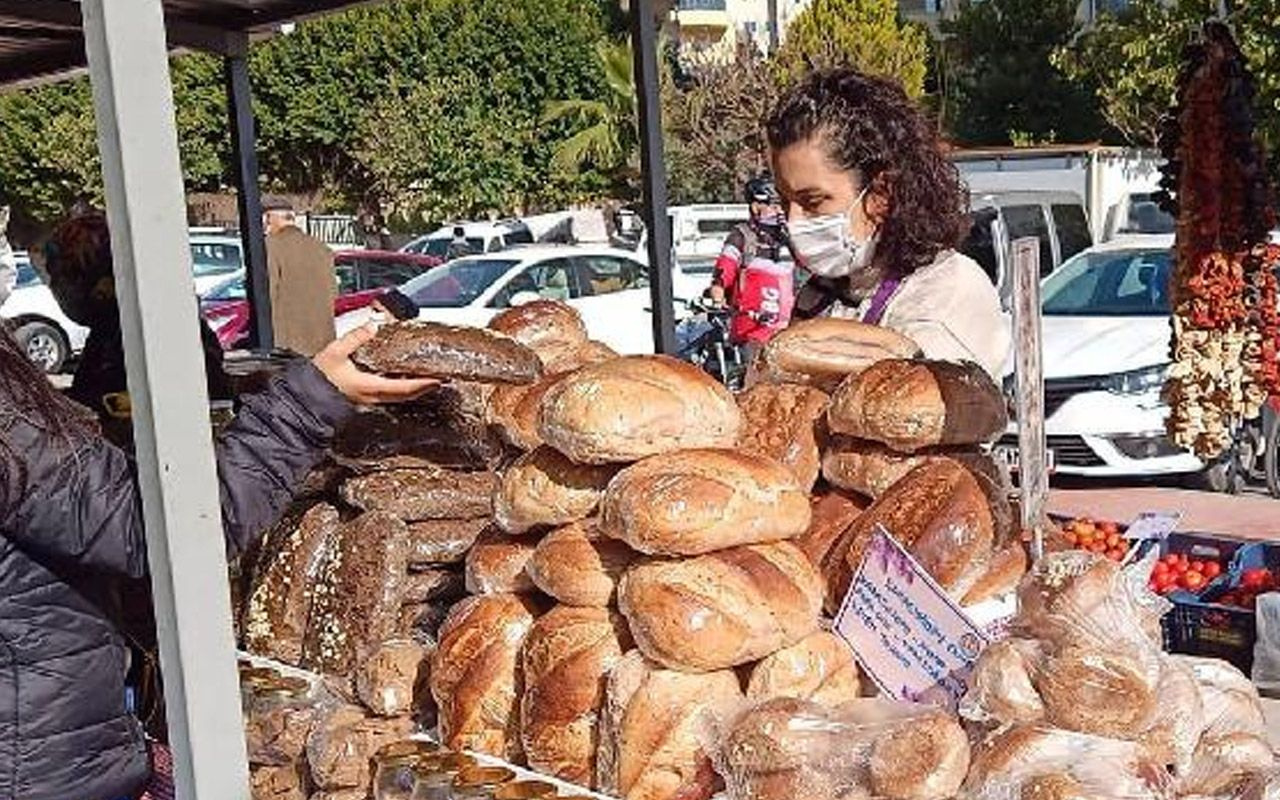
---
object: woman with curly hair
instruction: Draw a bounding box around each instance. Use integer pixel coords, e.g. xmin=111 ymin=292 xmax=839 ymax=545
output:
xmin=768 ymin=68 xmax=1009 ymax=378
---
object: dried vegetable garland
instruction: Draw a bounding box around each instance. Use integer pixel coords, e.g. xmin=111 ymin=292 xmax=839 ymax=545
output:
xmin=1156 ymin=22 xmax=1279 ymax=459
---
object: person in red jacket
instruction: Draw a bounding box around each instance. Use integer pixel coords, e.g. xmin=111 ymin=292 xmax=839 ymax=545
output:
xmin=708 ymin=175 xmax=794 ymax=370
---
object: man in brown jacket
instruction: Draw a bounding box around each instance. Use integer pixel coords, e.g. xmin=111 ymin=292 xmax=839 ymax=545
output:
xmin=264 ymin=200 xmax=337 ymax=356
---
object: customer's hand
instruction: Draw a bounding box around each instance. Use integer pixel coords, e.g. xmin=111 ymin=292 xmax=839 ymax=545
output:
xmin=313 ymin=325 xmax=436 ymax=405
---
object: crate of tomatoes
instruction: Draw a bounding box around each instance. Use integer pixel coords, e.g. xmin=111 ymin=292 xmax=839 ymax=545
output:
xmin=1157 ymin=534 xmax=1277 ymax=675
xmin=1056 ymin=517 xmax=1132 ymax=562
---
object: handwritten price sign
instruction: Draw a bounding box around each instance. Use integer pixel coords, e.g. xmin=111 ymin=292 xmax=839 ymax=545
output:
xmin=833 ymin=526 xmax=989 ymax=710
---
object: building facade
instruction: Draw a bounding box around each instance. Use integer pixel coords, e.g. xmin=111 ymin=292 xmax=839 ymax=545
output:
xmin=669 ymin=0 xmax=811 ymax=65
xmin=899 ymin=0 xmax=1133 ymax=28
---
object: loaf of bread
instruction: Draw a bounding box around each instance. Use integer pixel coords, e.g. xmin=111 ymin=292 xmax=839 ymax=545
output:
xmin=494 ymin=447 xmax=618 ymax=534
xmin=868 ymin=710 xmax=971 ymax=800
xmin=244 ymin=503 xmax=340 ymax=665
xmin=488 ymin=300 xmax=589 ymax=371
xmin=244 ymin=688 xmax=319 ymax=767
xmin=736 ymin=383 xmax=831 ymax=490
xmin=960 ymin=637 xmax=1045 ymax=726
xmin=521 ymin=605 xmax=632 ymax=787
xmin=618 ymin=541 xmax=824 ymax=671
xmin=597 ymin=650 xmax=742 ymax=800
xmin=759 ymin=318 xmax=921 ymax=391
xmin=1137 ymin=658 xmax=1204 ymax=774
xmin=965 ymin=725 xmax=1156 ymax=800
xmin=828 ymin=360 xmax=1007 ymax=452
xmin=333 ymin=400 xmax=504 ymax=472
xmin=527 ymin=520 xmax=637 ymax=607
xmin=430 ymin=594 xmax=538 ymax=760
xmin=341 ymin=468 xmax=498 ymax=522
xmin=395 ymin=602 xmax=450 ymax=647
xmin=601 ymin=449 xmax=811 ymax=556
xmin=355 ymin=639 xmax=429 ymax=718
xmin=302 ymin=512 xmax=410 ymax=676
xmin=1179 ymin=733 xmax=1275 ymax=797
xmin=1037 ymin=646 xmax=1159 ymax=739
xmin=353 ymin=320 xmax=542 ymax=384
xmin=570 ymin=339 xmax=619 ymax=367
xmin=1013 ymin=552 xmax=1159 ymax=650
xmin=745 ymin=631 xmax=861 ymax=706
xmin=306 ymin=704 xmax=414 ymax=790
xmin=1175 ymin=655 xmax=1268 ymax=739
xmin=822 ymin=461 xmax=994 ymax=612
xmin=796 ymin=490 xmax=867 ymax=569
xmin=721 ymin=696 xmax=837 ymax=776
xmin=250 ymin=764 xmax=308 ymax=800
xmin=405 ymin=518 xmax=490 ymax=566
xmin=464 ymin=532 xmax=540 ymax=595
xmin=961 ymin=540 xmax=1028 ymax=607
xmin=489 ymin=372 xmax=572 ymax=451
xmin=539 ymin=356 xmax=742 ymax=464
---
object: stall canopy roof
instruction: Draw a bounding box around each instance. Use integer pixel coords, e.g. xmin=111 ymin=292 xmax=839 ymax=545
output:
xmin=0 ymin=0 xmax=376 ymax=88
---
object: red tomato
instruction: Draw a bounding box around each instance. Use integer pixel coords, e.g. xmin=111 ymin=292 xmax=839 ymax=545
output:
xmin=1153 ymin=562 xmax=1171 ymax=579
xmin=1243 ymin=569 xmax=1269 ymax=590
xmin=1100 ymin=522 xmax=1120 ymax=535
xmin=1107 ymin=548 xmax=1126 ymax=562
xmin=1174 ymin=560 xmax=1190 ymax=575
xmin=1203 ymin=562 xmax=1222 ymax=579
xmin=1183 ymin=571 xmax=1206 ymax=591
xmin=1164 ymin=554 xmax=1182 ymax=567
xmin=1190 ymin=561 xmax=1206 ymax=574
xmin=1179 ymin=553 xmax=1191 ymax=566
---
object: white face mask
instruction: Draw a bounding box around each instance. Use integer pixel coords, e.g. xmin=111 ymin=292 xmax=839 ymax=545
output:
xmin=788 ymin=188 xmax=875 ymax=279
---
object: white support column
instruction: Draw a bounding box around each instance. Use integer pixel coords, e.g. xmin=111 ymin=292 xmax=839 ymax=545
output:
xmin=80 ymin=2 xmax=249 ymax=799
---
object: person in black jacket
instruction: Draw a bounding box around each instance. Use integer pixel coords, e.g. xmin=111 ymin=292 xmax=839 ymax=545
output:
xmin=0 ymin=316 xmax=432 ymax=800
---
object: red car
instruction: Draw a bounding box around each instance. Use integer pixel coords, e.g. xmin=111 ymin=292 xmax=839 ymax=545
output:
xmin=201 ymin=250 xmax=441 ymax=349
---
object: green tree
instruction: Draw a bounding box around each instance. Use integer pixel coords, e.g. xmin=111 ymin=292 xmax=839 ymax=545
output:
xmin=774 ymin=0 xmax=929 ymax=99
xmin=941 ymin=0 xmax=1107 ymax=145
xmin=544 ymin=39 xmax=638 ymax=187
xmin=1056 ymin=0 xmax=1280 ymax=166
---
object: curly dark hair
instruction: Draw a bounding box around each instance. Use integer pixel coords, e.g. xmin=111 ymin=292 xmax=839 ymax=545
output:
xmin=766 ymin=69 xmax=969 ymax=280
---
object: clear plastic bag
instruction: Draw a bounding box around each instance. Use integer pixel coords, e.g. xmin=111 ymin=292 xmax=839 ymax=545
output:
xmin=961 ymin=725 xmax=1169 ymax=800
xmin=1254 ymin=593 xmax=1280 ymax=695
xmin=711 ymin=696 xmax=970 ymax=800
xmin=305 ymin=699 xmax=414 ymax=791
xmin=354 ymin=639 xmax=429 ymax=718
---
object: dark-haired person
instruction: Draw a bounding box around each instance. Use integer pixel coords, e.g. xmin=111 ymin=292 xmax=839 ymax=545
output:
xmin=767 ymin=69 xmax=1009 ymax=378
xmin=0 ymin=315 xmax=433 ymax=800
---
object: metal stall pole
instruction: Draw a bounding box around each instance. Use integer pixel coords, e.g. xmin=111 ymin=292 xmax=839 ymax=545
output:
xmin=225 ymin=35 xmax=273 ymax=351
xmin=630 ymin=0 xmax=678 ymax=355
xmin=80 ymin=2 xmax=250 ymax=798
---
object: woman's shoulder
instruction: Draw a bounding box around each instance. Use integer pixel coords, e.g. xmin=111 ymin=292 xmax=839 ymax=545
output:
xmin=912 ymin=249 xmax=994 ymax=286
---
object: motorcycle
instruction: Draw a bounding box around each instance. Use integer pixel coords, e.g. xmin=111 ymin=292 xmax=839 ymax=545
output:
xmin=1206 ymin=397 xmax=1280 ymax=498
xmin=677 ymin=296 xmax=747 ymax=392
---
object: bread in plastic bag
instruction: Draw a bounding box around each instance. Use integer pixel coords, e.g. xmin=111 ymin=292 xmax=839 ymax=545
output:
xmin=597 ymin=650 xmax=742 ymax=800
xmin=745 ymin=630 xmax=862 ymax=707
xmin=1134 ymin=657 xmax=1205 ymax=776
xmin=245 ymin=678 xmax=323 ymax=767
xmin=305 ymin=701 xmax=413 ymax=791
xmin=1254 ymin=593 xmax=1280 ymax=696
xmin=303 ymin=511 xmax=411 ymax=677
xmin=960 ymin=637 xmax=1046 ymax=726
xmin=354 ymin=639 xmax=429 ymax=718
xmin=1178 ymin=733 xmax=1276 ymax=797
xmin=962 ymin=725 xmax=1166 ymax=800
xmin=1035 ymin=645 xmax=1161 ymax=740
xmin=250 ymin=763 xmax=310 ymax=800
xmin=1174 ymin=654 xmax=1268 ymax=740
xmin=308 ymin=790 xmax=368 ymax=800
xmin=713 ymin=696 xmax=969 ymax=800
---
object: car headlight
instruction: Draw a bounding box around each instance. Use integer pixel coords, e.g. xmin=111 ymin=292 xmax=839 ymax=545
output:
xmin=1104 ymin=364 xmax=1169 ymax=396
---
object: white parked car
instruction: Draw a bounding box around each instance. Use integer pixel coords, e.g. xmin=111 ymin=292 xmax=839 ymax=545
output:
xmin=337 ymin=245 xmax=700 ymax=355
xmin=0 ymin=253 xmax=89 ymax=373
xmin=400 ymin=220 xmax=535 ymax=260
xmin=999 ymin=234 xmax=1204 ymax=480
xmin=190 ymin=233 xmax=246 ymax=296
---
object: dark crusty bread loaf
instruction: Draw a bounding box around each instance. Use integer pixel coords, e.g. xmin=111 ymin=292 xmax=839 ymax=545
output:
xmin=736 ymin=383 xmax=831 ymax=490
xmin=539 ymin=356 xmax=742 ymax=464
xmin=828 ymin=360 xmax=1007 ymax=452
xmin=759 ymin=317 xmax=921 ymax=391
xmin=402 ymin=567 xmax=466 ymax=604
xmin=521 ymin=605 xmax=632 ymax=788
xmin=302 ymin=511 xmax=410 ymax=676
xmin=353 ymin=320 xmax=542 ymax=384
xmin=600 ymin=449 xmax=811 ymax=556
xmin=341 ymin=468 xmax=497 ymax=522
xmin=822 ymin=460 xmax=994 ymax=612
xmin=405 ymin=518 xmax=490 ymax=567
xmin=488 ymin=300 xmax=589 ymax=372
xmin=597 ymin=651 xmax=742 ymax=800
xmin=354 ymin=639 xmax=429 ymax=718
xmin=618 ymin=541 xmax=824 ymax=672
xmin=244 ymin=503 xmax=340 ymax=665
xmin=527 ymin=520 xmax=637 ymax=607
xmin=332 ymin=395 xmax=504 ymax=472
xmin=430 ymin=594 xmax=539 ymax=761
xmin=494 ymin=447 xmax=619 ymax=534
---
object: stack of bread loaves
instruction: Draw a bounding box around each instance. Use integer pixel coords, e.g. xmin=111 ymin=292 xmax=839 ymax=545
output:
xmin=961 ymin=550 xmax=1278 ymax=800
xmin=756 ymin=318 xmax=1024 ymax=611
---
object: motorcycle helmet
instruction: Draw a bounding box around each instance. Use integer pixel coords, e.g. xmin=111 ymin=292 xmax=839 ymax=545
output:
xmin=745 ymin=174 xmax=780 ymax=206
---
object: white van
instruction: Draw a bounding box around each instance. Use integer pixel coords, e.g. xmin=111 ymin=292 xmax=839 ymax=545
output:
xmin=668 ymin=204 xmax=749 ymax=261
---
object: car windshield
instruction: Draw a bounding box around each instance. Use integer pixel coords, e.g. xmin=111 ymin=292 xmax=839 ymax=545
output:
xmin=419 ymin=237 xmax=486 ymax=259
xmin=1042 ymin=248 xmax=1172 ymax=316
xmin=206 ymin=276 xmax=246 ymax=302
xmin=400 ymin=258 xmax=517 ymax=307
xmin=190 ymin=241 xmax=244 ymax=277
xmin=15 ymin=259 xmax=38 ymax=288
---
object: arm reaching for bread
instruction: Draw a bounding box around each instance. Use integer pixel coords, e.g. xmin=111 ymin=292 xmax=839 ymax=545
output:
xmin=313 ymin=324 xmax=438 ymax=404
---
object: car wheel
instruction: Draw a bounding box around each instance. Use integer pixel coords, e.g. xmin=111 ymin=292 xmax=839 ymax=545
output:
xmin=1194 ymin=456 xmax=1246 ymax=495
xmin=14 ymin=321 xmax=69 ymax=374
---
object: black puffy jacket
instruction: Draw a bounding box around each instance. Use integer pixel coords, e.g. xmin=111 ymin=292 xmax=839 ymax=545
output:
xmin=0 ymin=361 xmax=353 ymax=800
